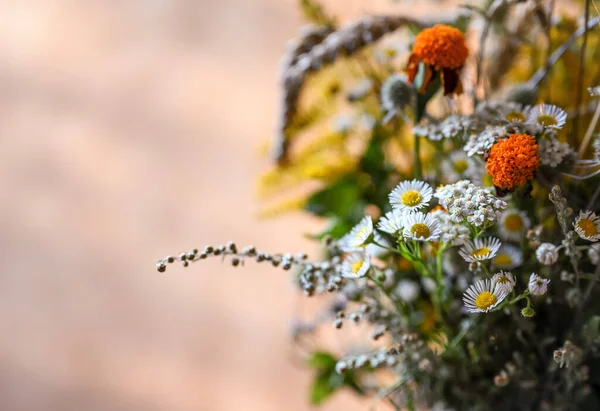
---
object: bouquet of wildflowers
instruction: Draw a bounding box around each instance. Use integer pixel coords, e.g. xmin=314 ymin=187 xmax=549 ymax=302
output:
xmin=158 ymin=1 xmax=600 ymax=409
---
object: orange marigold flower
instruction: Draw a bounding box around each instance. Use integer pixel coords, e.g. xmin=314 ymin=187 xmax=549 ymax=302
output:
xmin=486 ymin=133 xmax=540 ymax=191
xmin=413 ymin=25 xmax=468 ymax=70
xmin=406 ymin=25 xmax=468 ymax=95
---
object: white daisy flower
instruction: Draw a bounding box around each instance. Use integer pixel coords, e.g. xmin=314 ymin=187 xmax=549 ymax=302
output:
xmin=401 ymin=211 xmax=441 ymax=242
xmin=535 ymin=243 xmax=559 ymax=265
xmin=441 ymin=150 xmax=473 ymax=183
xmin=492 ymin=244 xmax=524 ymax=269
xmin=529 ymin=104 xmax=567 ymax=129
xmin=463 ymin=278 xmax=509 ymax=313
xmin=341 ymin=252 xmax=371 ymax=278
xmin=574 ymin=210 xmax=600 ymax=242
xmin=497 ymin=103 xmax=533 ymax=126
xmin=377 ymin=209 xmax=405 ymax=235
xmin=395 ymin=280 xmax=420 ymax=303
xmin=498 ymin=209 xmax=531 ymax=242
xmin=389 ymin=179 xmax=433 ymax=211
xmin=459 ymin=237 xmax=502 ymax=263
xmin=588 ymin=243 xmax=600 ymax=265
xmin=528 ymin=273 xmax=550 ymax=296
xmin=492 ymin=271 xmax=516 ymax=293
xmin=340 ymin=216 xmax=374 ymax=251
xmin=467 ymin=158 xmax=496 ymax=190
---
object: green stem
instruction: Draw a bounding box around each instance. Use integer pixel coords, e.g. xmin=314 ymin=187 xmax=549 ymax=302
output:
xmin=367 ymin=272 xmax=405 ymax=316
xmin=446 ymin=316 xmax=480 ymax=353
xmin=413 ymin=135 xmax=422 ymax=179
xmin=481 ymin=262 xmax=492 ymax=278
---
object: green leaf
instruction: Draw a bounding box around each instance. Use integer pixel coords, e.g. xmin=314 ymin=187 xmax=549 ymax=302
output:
xmin=583 ymin=316 xmax=600 ymax=341
xmin=305 ymin=217 xmax=354 ymax=240
xmin=308 ymin=351 xmax=337 ymax=371
xmin=305 ymin=176 xmax=363 ymax=217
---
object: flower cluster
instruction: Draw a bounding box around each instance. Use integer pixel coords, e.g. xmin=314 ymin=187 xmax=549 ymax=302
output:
xmin=161 ymin=9 xmax=600 ymax=411
xmin=434 ymin=180 xmax=507 ymax=227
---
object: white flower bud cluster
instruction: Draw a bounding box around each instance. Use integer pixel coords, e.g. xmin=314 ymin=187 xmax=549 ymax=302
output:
xmin=413 ymin=114 xmax=477 ymax=142
xmin=335 ymin=333 xmax=428 ymax=375
xmin=434 ymin=180 xmax=507 ymax=227
xmin=431 ymin=209 xmax=470 ymax=246
xmin=157 ymin=242 xmax=309 ymax=274
xmin=538 ymin=133 xmax=574 ymax=167
xmin=463 ymin=125 xmax=508 ymax=156
xmin=298 ymin=257 xmax=346 ymax=296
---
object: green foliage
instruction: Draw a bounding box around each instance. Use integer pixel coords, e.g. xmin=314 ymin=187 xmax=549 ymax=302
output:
xmin=307 ymin=351 xmax=363 ymax=405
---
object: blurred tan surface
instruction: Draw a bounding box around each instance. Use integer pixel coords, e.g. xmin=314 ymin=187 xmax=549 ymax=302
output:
xmin=0 ymin=0 xmax=468 ymax=409
xmin=0 ymin=1 xmax=394 ymax=410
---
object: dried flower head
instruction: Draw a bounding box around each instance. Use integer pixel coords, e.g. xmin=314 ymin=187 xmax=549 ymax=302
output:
xmin=486 ymin=133 xmax=540 ymax=191
xmin=536 ymin=243 xmax=559 ymax=265
xmin=380 ymin=73 xmax=415 ymax=121
xmin=406 ymin=24 xmax=468 ymax=95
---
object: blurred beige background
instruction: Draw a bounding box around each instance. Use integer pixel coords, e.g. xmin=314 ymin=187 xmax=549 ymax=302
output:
xmin=0 ymin=1 xmax=443 ymax=410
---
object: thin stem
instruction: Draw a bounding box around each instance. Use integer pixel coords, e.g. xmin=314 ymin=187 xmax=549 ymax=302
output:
xmin=413 ymin=135 xmax=422 ymax=179
xmin=527 ymin=16 xmax=600 ymax=89
xmin=578 ymin=100 xmax=600 ymax=158
xmin=574 ymin=0 xmax=591 ymax=144
xmin=446 ymin=316 xmax=479 ymax=352
xmin=474 ymin=0 xmax=504 ymax=102
xmin=373 ymin=240 xmax=402 ymax=255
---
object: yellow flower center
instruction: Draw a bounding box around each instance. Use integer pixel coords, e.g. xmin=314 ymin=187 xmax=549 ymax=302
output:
xmin=475 ymin=291 xmax=497 ymax=310
xmin=472 ymin=247 xmax=491 ymax=259
xmin=578 ymin=218 xmax=598 ymax=237
xmin=482 ymin=173 xmax=494 ymax=187
xmin=537 ymin=114 xmax=557 ymax=127
xmin=355 ymin=227 xmax=369 ymax=239
xmin=494 ymin=254 xmax=513 ymax=266
xmin=351 ymin=261 xmax=364 ymax=274
xmin=410 ymin=223 xmax=431 ymax=238
xmin=504 ymin=214 xmax=524 ymax=232
xmin=505 ymin=111 xmax=526 ymax=122
xmin=401 ymin=190 xmax=423 ymax=206
xmin=496 ymin=276 xmax=510 ymax=284
xmin=454 ymin=160 xmax=468 ymax=174
xmin=384 ymin=48 xmax=397 ymax=58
